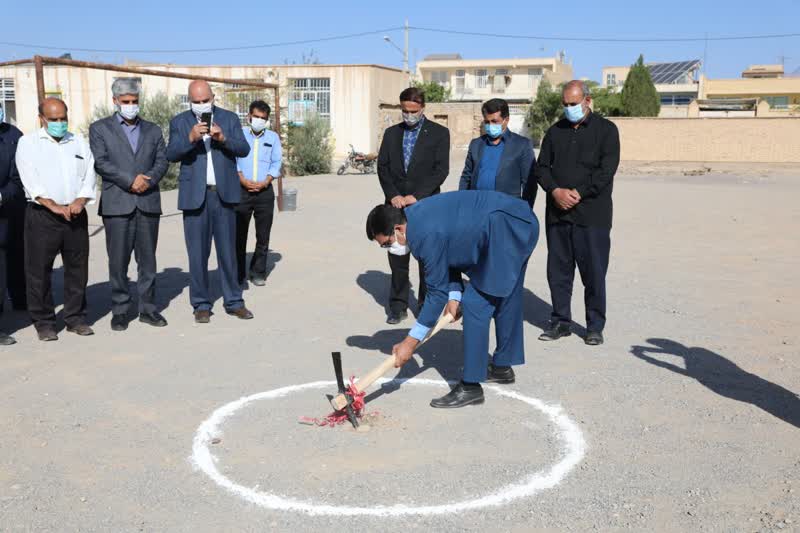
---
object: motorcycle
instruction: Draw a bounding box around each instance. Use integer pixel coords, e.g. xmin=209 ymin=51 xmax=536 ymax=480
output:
xmin=337 ymin=144 xmax=377 ymax=175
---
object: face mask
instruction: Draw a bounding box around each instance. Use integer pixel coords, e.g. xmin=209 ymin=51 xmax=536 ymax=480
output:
xmin=402 ymin=111 xmax=422 ymax=127
xmin=564 ymin=101 xmax=586 ymax=123
xmin=250 ymin=117 xmax=267 ymax=133
xmin=485 ymin=123 xmax=503 ymax=138
xmin=46 ymin=121 xmax=69 ymax=138
xmin=191 ymin=101 xmax=213 ymax=117
xmin=117 ymin=104 xmax=139 ymax=121
xmin=387 ymin=230 xmax=410 ymax=256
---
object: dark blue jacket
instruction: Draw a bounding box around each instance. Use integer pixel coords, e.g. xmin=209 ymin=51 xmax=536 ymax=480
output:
xmin=458 ymin=129 xmax=537 ymax=207
xmin=406 ymin=190 xmax=539 ymax=329
xmin=0 ymin=123 xmax=24 ymax=212
xmin=166 ymin=107 xmax=250 ymax=210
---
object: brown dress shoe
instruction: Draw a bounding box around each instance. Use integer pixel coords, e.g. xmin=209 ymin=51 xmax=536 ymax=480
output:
xmin=194 ymin=310 xmax=211 ymax=324
xmin=226 ymin=306 xmax=254 ymax=320
xmin=66 ymin=324 xmax=94 ymax=336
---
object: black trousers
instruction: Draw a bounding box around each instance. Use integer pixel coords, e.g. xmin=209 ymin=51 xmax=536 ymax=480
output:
xmin=103 ymin=209 xmax=160 ymax=316
xmin=546 ymin=222 xmax=610 ymax=332
xmin=24 ymin=204 xmax=89 ymax=330
xmin=5 ymin=204 xmax=26 ymax=308
xmin=235 ymin=185 xmax=275 ymax=283
xmin=388 ymin=252 xmax=426 ymax=314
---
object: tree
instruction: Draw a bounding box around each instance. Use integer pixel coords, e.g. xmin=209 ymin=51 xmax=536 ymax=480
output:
xmin=286 ymin=112 xmax=334 ymax=175
xmin=621 ymin=55 xmax=660 ymax=117
xmin=526 ymin=79 xmax=563 ymax=145
xmin=81 ymin=91 xmax=185 ymax=190
xmin=585 ymin=80 xmax=624 ymax=117
xmin=410 ymin=80 xmax=451 ymax=103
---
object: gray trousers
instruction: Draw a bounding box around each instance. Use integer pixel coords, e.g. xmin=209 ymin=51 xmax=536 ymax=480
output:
xmin=103 ymin=209 xmax=160 ymax=316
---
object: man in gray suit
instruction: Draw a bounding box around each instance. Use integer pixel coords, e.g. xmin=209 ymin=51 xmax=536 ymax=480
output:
xmin=89 ymin=78 xmax=169 ymax=331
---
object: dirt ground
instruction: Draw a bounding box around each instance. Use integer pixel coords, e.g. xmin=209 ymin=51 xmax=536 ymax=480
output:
xmin=0 ymin=160 xmax=798 ymax=532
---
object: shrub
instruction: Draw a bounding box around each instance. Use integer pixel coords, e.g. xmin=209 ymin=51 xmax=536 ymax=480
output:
xmin=286 ymin=113 xmax=333 ymax=175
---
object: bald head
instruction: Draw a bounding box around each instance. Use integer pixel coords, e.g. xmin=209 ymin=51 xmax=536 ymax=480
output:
xmin=562 ymin=80 xmax=590 ymax=101
xmin=38 ymin=97 xmax=68 ymax=119
xmin=188 ymin=80 xmax=213 ymax=103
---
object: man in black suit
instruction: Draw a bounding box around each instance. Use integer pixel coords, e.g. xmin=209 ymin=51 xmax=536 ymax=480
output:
xmin=377 ymin=87 xmax=450 ymax=324
xmin=89 ymin=78 xmax=169 ymax=331
xmin=0 ymin=104 xmax=24 ymax=345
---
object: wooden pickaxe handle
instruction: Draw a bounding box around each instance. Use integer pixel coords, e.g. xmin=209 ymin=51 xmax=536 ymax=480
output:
xmin=330 ymin=311 xmax=456 ymax=410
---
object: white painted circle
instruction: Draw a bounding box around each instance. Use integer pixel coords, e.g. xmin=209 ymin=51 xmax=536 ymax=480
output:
xmin=191 ymin=378 xmax=586 ymax=517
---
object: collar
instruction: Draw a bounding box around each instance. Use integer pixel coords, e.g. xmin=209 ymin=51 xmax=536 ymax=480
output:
xmin=117 ymin=112 xmax=140 ymax=127
xmin=248 ymin=127 xmax=265 ymax=138
xmin=37 ymin=127 xmax=74 ymax=144
xmin=573 ymin=111 xmax=593 ymax=129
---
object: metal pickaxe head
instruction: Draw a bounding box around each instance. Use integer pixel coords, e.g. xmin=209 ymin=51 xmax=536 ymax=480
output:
xmin=329 ymin=352 xmax=359 ymax=429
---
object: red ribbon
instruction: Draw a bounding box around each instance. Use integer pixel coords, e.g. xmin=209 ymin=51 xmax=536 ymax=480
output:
xmin=299 ymin=377 xmax=376 ymax=427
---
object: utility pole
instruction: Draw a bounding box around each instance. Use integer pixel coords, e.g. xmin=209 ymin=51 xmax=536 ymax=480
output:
xmin=404 ymin=19 xmax=410 ymax=81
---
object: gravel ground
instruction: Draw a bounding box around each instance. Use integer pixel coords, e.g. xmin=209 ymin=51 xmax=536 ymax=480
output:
xmin=0 ymin=163 xmax=798 ymax=532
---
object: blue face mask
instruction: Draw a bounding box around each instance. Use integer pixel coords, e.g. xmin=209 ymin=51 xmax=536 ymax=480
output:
xmin=564 ymin=102 xmax=585 ymax=123
xmin=46 ymin=121 xmax=69 ymax=138
xmin=485 ymin=123 xmax=503 ymax=138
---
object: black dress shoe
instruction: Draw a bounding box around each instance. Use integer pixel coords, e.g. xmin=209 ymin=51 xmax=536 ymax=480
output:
xmin=194 ymin=310 xmax=211 ymax=324
xmin=139 ymin=312 xmax=168 ymax=327
xmin=0 ymin=332 xmax=16 ymax=346
xmin=486 ymin=363 xmax=515 ymax=384
xmin=585 ymin=331 xmax=604 ymax=346
xmin=386 ymin=311 xmax=408 ymax=325
xmin=226 ymin=306 xmax=254 ymax=320
xmin=66 ymin=323 xmax=94 ymax=336
xmin=36 ymin=328 xmax=58 ymax=342
xmin=430 ymin=382 xmax=485 ymax=408
xmin=111 ymin=314 xmax=128 ymax=331
xmin=538 ymin=322 xmax=572 ymax=341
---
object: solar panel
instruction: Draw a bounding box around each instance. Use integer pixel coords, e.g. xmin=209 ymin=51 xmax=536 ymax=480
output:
xmin=647 ymin=60 xmax=701 ymax=84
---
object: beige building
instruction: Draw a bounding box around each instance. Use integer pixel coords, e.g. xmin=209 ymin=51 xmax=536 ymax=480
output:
xmin=0 ymin=61 xmax=408 ymax=156
xmin=602 ymin=60 xmax=702 ymax=117
xmin=699 ymin=64 xmax=800 ymax=113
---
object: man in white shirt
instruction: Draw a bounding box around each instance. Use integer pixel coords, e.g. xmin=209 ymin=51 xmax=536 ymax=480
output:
xmin=16 ymin=98 xmax=96 ymax=341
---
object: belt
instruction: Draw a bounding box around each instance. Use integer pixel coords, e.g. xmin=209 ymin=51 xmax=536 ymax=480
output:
xmin=206 ymin=185 xmax=217 ymax=191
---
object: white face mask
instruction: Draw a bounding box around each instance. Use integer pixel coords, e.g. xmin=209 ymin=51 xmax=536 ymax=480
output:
xmin=250 ymin=117 xmax=267 ymax=133
xmin=117 ymin=104 xmax=139 ymax=121
xmin=387 ymin=230 xmax=410 ymax=256
xmin=191 ymin=101 xmax=213 ymax=117
xmin=402 ymin=111 xmax=422 ymax=127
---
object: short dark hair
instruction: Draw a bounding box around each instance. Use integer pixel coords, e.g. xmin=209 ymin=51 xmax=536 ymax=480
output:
xmin=249 ymin=100 xmax=271 ymax=117
xmin=399 ymin=87 xmax=425 ymax=106
xmin=366 ymin=204 xmax=406 ymax=241
xmin=481 ymin=98 xmax=509 ymax=119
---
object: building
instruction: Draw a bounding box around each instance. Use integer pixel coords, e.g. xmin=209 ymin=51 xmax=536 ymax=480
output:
xmin=0 ymin=60 xmax=408 ymax=156
xmin=602 ymin=60 xmax=702 ymax=117
xmin=415 ymin=52 xmax=573 ymax=133
xmin=698 ymin=64 xmax=800 ymax=114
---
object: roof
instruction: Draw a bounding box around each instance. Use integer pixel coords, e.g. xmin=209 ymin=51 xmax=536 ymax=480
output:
xmin=422 ymin=54 xmax=463 ymax=61
xmin=417 ymin=57 xmax=561 ymax=69
xmin=646 ymin=60 xmax=701 ymax=84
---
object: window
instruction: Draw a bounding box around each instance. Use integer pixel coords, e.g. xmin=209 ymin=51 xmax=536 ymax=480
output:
xmin=528 ymin=68 xmax=543 ymax=87
xmin=606 ymin=73 xmax=616 ymax=87
xmin=430 ymin=71 xmax=449 ymax=87
xmin=475 ymin=69 xmax=488 ymax=89
xmin=493 ymin=69 xmax=509 ymax=92
xmin=454 ymin=70 xmax=465 ymax=92
xmin=178 ymin=95 xmax=191 ymax=111
xmin=0 ymin=79 xmax=14 ymax=124
xmin=288 ymin=77 xmax=331 ymax=124
xmin=660 ymin=94 xmax=693 ymax=106
xmin=764 ymin=96 xmax=789 ymax=109
xmin=45 ymin=91 xmax=63 ymax=100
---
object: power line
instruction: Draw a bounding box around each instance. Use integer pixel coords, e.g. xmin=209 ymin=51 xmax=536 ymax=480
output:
xmin=0 ymin=28 xmax=404 ymax=54
xmin=409 ymin=26 xmax=800 ymax=43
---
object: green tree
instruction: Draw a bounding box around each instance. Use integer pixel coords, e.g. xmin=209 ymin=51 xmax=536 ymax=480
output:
xmin=410 ymin=80 xmax=451 ymax=103
xmin=526 ymin=80 xmax=563 ymax=145
xmin=286 ymin=112 xmax=334 ymax=175
xmin=585 ymin=80 xmax=624 ymax=117
xmin=82 ymin=91 xmax=185 ymax=190
xmin=621 ymin=55 xmax=660 ymax=117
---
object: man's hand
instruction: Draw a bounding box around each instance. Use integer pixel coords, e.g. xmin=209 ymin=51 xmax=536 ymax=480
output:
xmin=402 ymin=195 xmax=417 ymax=206
xmin=39 ymin=198 xmax=71 ymax=221
xmin=445 ymin=299 xmax=461 ymax=321
xmin=246 ymin=180 xmax=263 ymax=193
xmin=189 ymin=122 xmax=209 ymax=143
xmin=67 ymin=198 xmax=86 ymax=217
xmin=130 ymin=174 xmax=151 ymax=194
xmin=390 ymin=195 xmax=405 ymax=209
xmin=392 ymin=336 xmax=419 ymax=368
xmin=210 ymin=123 xmax=225 ymax=143
xmin=552 ymin=188 xmax=580 ymax=210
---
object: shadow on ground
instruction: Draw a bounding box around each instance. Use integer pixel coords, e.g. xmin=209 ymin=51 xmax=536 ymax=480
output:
xmin=631 ymin=337 xmax=800 ymax=429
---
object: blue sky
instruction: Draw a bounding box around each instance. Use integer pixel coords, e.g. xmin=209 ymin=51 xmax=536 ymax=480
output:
xmin=2 ymin=0 xmax=799 ymax=80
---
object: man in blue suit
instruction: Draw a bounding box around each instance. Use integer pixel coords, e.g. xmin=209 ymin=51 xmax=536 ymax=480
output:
xmin=459 ymin=98 xmax=537 ymax=207
xmin=166 ymin=80 xmax=253 ymax=323
xmin=366 ymin=190 xmax=539 ymax=408
xmin=0 ymin=106 xmax=24 ymax=345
